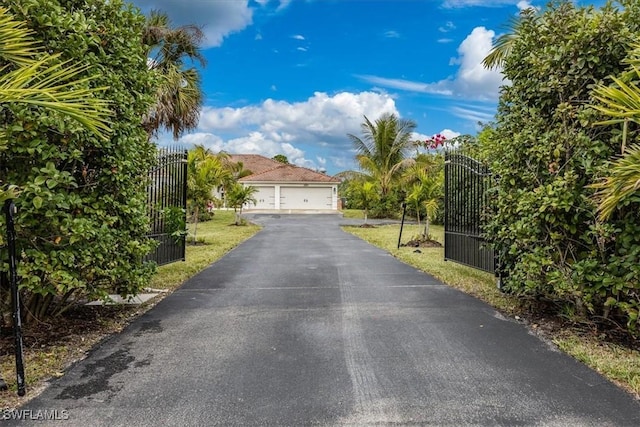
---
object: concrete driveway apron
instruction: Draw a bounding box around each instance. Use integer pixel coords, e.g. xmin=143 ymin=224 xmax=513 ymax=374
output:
xmin=9 ymin=214 xmax=640 ymax=426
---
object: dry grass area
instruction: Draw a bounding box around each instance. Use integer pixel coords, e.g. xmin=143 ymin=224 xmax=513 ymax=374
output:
xmin=344 ymin=222 xmax=640 ymax=398
xmin=1 ymin=210 xmax=260 ymax=408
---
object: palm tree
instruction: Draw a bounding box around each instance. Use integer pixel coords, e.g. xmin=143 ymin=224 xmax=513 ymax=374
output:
xmin=590 ymin=43 xmax=640 ymax=220
xmin=482 ymin=16 xmax=522 ymax=70
xmin=482 ymin=9 xmax=538 ymax=70
xmin=226 ymin=183 xmax=257 ymax=225
xmin=351 ymin=180 xmax=379 ymax=224
xmin=142 ymin=10 xmax=205 ymax=140
xmin=0 ymin=6 xmax=111 ymax=202
xmin=403 ymin=166 xmax=443 ymax=239
xmin=348 ymin=113 xmax=416 ymax=203
xmin=186 ymin=145 xmax=230 ymax=242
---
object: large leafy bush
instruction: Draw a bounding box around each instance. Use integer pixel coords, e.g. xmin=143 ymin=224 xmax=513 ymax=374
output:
xmin=0 ymin=0 xmax=157 ymax=321
xmin=481 ymin=1 xmax=640 ymax=330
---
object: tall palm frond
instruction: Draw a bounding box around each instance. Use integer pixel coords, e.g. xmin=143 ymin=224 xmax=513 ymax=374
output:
xmin=0 ymin=57 xmax=111 ymax=137
xmin=0 ymin=6 xmax=39 ymax=66
xmin=0 ymin=7 xmax=111 ymax=140
xmin=348 ymin=113 xmax=416 ymax=195
xmin=144 ymin=10 xmax=205 ymax=71
xmin=591 ymin=144 xmax=640 ymax=221
xmin=142 ymin=10 xmax=205 ymax=140
xmin=590 ymin=43 xmax=640 ymax=220
xmin=592 ymin=73 xmax=640 ymax=126
xmin=482 ymin=14 xmax=531 ymax=70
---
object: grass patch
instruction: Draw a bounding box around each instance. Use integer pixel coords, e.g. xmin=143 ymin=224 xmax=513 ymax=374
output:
xmin=340 ymin=209 xmax=364 ymax=219
xmin=555 ymin=336 xmax=640 ymax=395
xmin=1 ymin=210 xmax=260 ymax=408
xmin=344 ymin=222 xmax=640 ymax=397
xmin=345 ymin=224 xmax=518 ymax=313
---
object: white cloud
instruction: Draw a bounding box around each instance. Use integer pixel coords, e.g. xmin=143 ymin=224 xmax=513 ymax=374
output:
xmin=412 ymin=129 xmax=461 ymax=141
xmin=255 ymin=0 xmax=270 ymax=5
xmin=450 ymin=106 xmax=496 ymax=123
xmin=384 ymin=30 xmax=401 ymax=38
xmin=516 ymin=0 xmax=537 ymax=11
xmin=292 ymin=34 xmax=305 ymax=40
xmin=358 ymin=26 xmax=505 ymax=100
xmin=297 ymin=47 xmax=308 ymax=52
xmin=277 ymin=0 xmax=293 ymax=12
xmin=439 ymin=21 xmax=456 ymax=33
xmin=453 ymin=27 xmax=505 ymax=99
xmin=440 ymin=129 xmax=462 ymax=139
xmin=438 ymin=38 xmax=454 ymax=44
xmin=132 ymin=0 xmax=253 ymax=48
xmin=356 ymin=75 xmax=453 ymax=96
xmin=179 ymin=92 xmax=400 ymax=172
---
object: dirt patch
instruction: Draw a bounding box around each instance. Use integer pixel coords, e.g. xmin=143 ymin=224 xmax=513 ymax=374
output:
xmin=0 ymin=304 xmax=149 ymax=408
xmin=401 ymin=239 xmax=442 ymax=248
xmin=358 ymin=223 xmax=377 ymax=228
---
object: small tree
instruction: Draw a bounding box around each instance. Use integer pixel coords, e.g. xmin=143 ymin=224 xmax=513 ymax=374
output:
xmin=351 ymin=181 xmax=379 ymax=224
xmin=402 ymin=153 xmax=444 ymax=239
xmin=227 ymin=183 xmax=257 ymax=225
xmin=186 ymin=146 xmax=230 ymax=242
xmin=272 ymin=154 xmax=289 ymax=164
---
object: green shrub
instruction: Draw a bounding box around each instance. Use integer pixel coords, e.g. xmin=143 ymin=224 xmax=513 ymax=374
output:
xmin=0 ymin=0 xmax=157 ymax=321
xmin=481 ymin=1 xmax=640 ymax=332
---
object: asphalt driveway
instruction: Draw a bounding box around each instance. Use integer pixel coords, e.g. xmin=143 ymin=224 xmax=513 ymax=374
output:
xmin=8 ymin=214 xmax=640 ymax=426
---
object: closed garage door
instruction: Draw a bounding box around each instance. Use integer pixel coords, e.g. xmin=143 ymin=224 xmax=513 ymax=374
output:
xmin=280 ymin=186 xmax=332 ymax=210
xmin=251 ymin=186 xmax=275 ymax=209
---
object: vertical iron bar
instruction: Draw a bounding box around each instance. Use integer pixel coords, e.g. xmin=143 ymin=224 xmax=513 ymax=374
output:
xmin=444 ymin=152 xmax=449 ymax=261
xmin=182 ymin=149 xmax=188 ymax=261
xmin=5 ymin=200 xmax=25 ymax=396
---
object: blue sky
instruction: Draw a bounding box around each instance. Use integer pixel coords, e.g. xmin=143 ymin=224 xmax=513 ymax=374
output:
xmin=131 ymin=0 xmax=605 ymax=174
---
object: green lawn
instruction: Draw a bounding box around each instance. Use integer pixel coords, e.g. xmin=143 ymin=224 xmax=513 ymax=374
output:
xmin=343 ymin=222 xmax=640 ymax=398
xmin=344 ymin=224 xmax=517 ymax=313
xmin=340 ymin=209 xmax=364 ymax=219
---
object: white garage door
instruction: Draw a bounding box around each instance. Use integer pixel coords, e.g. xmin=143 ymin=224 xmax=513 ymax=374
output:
xmin=280 ymin=186 xmax=332 ymax=210
xmin=250 ymin=186 xmax=275 ymax=209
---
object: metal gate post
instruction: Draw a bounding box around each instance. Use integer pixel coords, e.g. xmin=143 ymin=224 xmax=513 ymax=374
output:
xmin=397 ymin=202 xmax=407 ymax=249
xmin=5 ymin=200 xmax=26 ymax=396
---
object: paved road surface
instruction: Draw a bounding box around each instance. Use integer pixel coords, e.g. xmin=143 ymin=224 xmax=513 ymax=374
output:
xmin=8 ymin=215 xmax=640 ymax=426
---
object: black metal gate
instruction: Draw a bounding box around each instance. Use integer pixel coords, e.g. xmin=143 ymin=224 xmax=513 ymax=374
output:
xmin=444 ymin=151 xmax=495 ymax=274
xmin=146 ymin=147 xmax=187 ymax=266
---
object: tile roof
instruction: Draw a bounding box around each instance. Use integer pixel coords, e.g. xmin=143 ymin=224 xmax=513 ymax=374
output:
xmin=230 ymin=154 xmax=340 ymax=183
xmin=229 ymin=154 xmax=282 ymax=176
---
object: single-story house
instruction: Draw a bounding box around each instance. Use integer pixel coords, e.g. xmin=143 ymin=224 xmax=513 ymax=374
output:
xmin=230 ymin=154 xmax=340 ymax=211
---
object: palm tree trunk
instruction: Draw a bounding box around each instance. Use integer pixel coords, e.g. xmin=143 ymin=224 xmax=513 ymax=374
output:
xmin=192 ymin=205 xmax=199 ymax=243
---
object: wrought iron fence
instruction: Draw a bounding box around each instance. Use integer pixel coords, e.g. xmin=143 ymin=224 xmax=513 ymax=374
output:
xmin=145 ymin=147 xmax=188 ymax=266
xmin=444 ymin=150 xmax=495 ymax=274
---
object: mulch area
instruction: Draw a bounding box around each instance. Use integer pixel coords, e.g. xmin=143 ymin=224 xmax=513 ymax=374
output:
xmin=401 ymin=239 xmax=443 ymax=248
